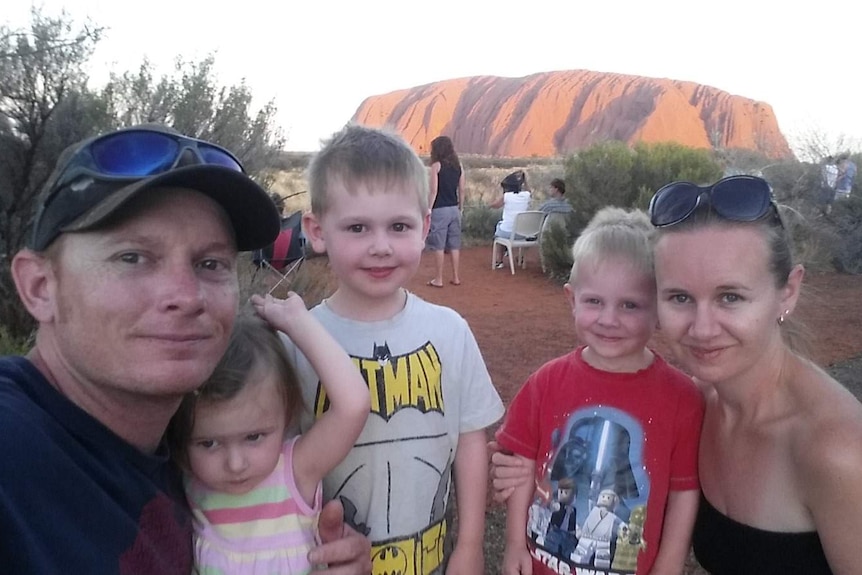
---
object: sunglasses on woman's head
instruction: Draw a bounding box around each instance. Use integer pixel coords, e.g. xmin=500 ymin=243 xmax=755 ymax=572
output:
xmin=648 ymin=175 xmax=780 ymax=228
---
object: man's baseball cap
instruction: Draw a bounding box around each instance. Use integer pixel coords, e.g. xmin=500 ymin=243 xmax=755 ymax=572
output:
xmin=29 ymin=124 xmax=280 ymax=252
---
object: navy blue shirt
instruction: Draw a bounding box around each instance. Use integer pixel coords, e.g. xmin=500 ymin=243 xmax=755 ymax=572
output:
xmin=0 ymin=356 xmax=192 ymax=574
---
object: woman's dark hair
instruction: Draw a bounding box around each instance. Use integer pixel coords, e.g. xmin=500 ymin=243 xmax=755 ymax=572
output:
xmin=430 ymin=136 xmax=460 ymax=168
xmin=501 ymin=170 xmax=527 ymax=193
xmin=551 ymin=178 xmax=566 ymax=195
xmin=167 ymin=310 xmax=304 ymax=467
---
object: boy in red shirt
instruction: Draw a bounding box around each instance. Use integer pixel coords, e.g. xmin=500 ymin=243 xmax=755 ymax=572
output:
xmin=497 ymin=207 xmax=704 ymax=575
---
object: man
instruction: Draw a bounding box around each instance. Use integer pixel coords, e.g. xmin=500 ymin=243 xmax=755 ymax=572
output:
xmin=539 ymin=178 xmax=574 ymax=214
xmin=0 ymin=125 xmax=371 ymax=574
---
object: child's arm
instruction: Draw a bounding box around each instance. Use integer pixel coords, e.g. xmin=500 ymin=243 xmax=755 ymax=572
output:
xmin=445 ymin=429 xmax=490 ymax=575
xmin=647 ymin=488 xmax=699 ymax=575
xmin=502 ymin=454 xmax=535 ymax=575
xmin=251 ymin=293 xmax=370 ymax=505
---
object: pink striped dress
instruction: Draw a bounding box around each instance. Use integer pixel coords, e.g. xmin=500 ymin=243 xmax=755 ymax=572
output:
xmin=186 ymin=437 xmax=321 ymax=575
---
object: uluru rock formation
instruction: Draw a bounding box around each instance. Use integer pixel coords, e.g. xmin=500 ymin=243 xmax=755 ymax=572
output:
xmin=352 ymin=70 xmax=792 ymax=159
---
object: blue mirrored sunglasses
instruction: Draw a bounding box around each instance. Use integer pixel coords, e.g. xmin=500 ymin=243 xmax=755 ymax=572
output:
xmin=31 ymin=128 xmax=248 ymax=250
xmin=58 ymin=129 xmax=244 ymax=186
xmin=649 ymin=175 xmax=780 ymax=228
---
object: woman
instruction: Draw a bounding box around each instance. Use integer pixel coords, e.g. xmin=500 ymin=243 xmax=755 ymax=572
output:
xmin=490 ymin=170 xmax=532 ymax=269
xmin=650 ymin=175 xmax=862 ymax=574
xmin=492 ymin=175 xmax=862 ymax=574
xmin=426 ymin=135 xmax=465 ymax=287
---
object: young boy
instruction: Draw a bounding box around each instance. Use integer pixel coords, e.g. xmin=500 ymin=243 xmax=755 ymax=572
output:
xmin=285 ymin=124 xmax=504 ymax=575
xmin=496 ymin=207 xmax=704 ymax=575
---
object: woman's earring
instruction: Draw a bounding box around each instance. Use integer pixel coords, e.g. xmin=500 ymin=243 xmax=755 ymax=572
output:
xmin=778 ymin=309 xmax=791 ymax=326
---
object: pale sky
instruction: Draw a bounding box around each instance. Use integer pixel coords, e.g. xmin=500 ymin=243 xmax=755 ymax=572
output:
xmin=9 ymin=0 xmax=862 ymax=154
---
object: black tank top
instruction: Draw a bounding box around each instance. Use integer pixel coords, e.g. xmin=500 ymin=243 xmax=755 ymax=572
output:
xmin=433 ymin=163 xmax=461 ymax=208
xmin=693 ymin=492 xmax=832 ymax=574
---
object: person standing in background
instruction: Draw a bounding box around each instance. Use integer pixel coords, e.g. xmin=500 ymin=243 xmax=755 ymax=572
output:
xmin=426 ymin=135 xmax=465 ymax=287
xmin=819 ymin=156 xmax=838 ymax=214
xmin=835 ymin=154 xmax=857 ymax=201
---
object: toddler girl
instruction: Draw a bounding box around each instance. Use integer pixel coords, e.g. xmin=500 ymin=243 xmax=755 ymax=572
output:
xmin=168 ymin=293 xmax=369 ymax=574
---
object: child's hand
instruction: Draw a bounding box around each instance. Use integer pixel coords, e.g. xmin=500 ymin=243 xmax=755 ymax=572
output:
xmin=446 ymin=541 xmax=484 ymax=575
xmin=503 ymin=544 xmax=532 ymax=575
xmin=250 ymin=292 xmax=311 ymax=335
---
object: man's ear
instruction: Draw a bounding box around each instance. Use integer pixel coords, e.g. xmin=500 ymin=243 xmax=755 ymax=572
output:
xmin=301 ymin=212 xmax=327 ymax=255
xmin=11 ymin=249 xmax=57 ymax=323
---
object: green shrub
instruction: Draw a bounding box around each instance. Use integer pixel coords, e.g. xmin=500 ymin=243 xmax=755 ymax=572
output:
xmin=828 ymin=197 xmax=862 ymax=274
xmin=564 ymin=141 xmax=636 ymax=232
xmin=563 ymin=141 xmax=722 ymax=237
xmin=0 ymin=325 xmax=32 ymax=356
xmin=540 ymin=213 xmax=578 ymax=282
xmin=461 ymin=202 xmax=500 ymax=244
xmin=630 ymin=142 xmax=722 ymax=202
xmin=760 ymin=161 xmax=817 ymax=205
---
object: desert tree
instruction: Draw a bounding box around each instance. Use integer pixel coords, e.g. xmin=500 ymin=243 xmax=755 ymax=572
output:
xmin=787 ymin=127 xmax=862 ymax=163
xmin=1 ymin=12 xmax=286 ymax=341
xmin=103 ymin=55 xmax=286 ymax=187
xmin=0 ymin=8 xmax=107 ymax=338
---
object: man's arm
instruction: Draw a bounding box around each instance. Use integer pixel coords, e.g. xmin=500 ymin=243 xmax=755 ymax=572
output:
xmin=489 ymin=440 xmax=534 ymax=503
xmin=648 ymin=489 xmax=698 ymax=575
xmin=446 ymin=429 xmax=489 ymax=575
xmin=503 ymin=455 xmax=535 ymax=575
xmin=310 ymin=499 xmax=372 ymax=574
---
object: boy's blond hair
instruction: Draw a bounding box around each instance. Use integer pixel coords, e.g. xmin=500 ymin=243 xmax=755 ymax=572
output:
xmin=568 ymin=206 xmax=654 ymax=284
xmin=307 ymin=124 xmax=429 ymax=215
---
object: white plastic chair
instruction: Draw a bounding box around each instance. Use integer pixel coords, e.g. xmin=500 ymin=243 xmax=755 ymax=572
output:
xmin=492 ymin=211 xmax=548 ymax=274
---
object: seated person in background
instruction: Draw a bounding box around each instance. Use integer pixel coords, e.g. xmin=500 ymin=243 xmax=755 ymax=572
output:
xmin=490 ymin=170 xmax=532 ymax=268
xmin=539 ymin=178 xmax=574 ymax=214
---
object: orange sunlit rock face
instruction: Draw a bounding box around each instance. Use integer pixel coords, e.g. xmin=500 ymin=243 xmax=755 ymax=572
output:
xmin=351 ymin=70 xmax=792 ymax=159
